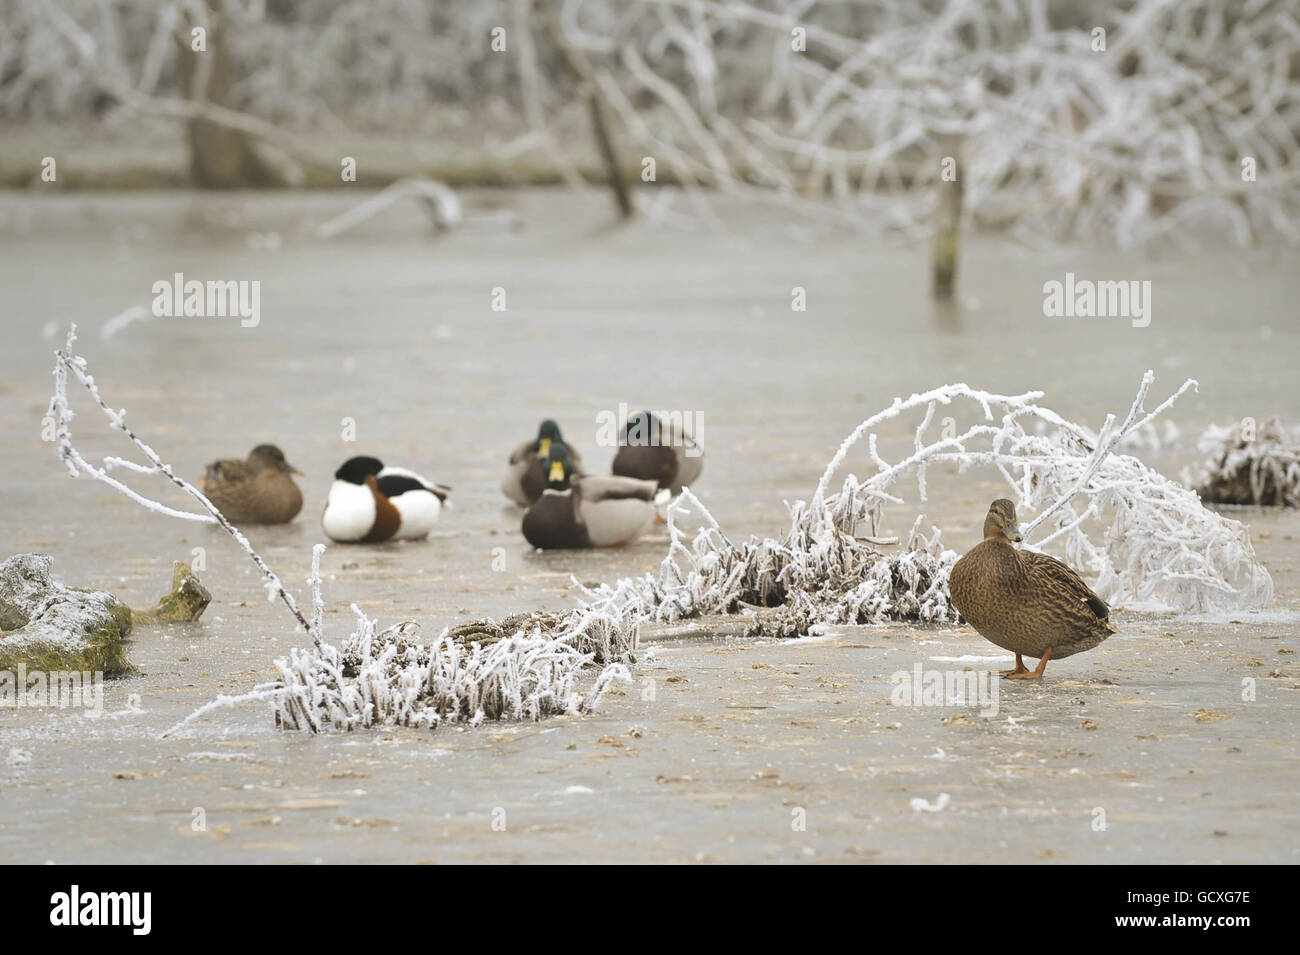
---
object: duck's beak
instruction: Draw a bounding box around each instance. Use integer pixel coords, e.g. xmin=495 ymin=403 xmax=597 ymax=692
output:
xmin=538 ymin=437 xmax=552 ymax=458
xmin=1008 ymin=523 xmax=1024 ymax=543
xmin=284 ymin=463 xmax=303 ymax=475
xmin=548 ymin=460 xmax=564 ymax=482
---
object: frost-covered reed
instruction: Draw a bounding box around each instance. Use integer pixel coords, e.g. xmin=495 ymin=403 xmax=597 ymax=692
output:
xmin=1190 ymin=416 xmax=1300 ymax=508
xmin=164 ymin=548 xmax=635 ymax=737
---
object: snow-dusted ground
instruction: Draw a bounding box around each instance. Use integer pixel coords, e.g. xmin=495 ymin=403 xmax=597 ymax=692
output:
xmin=0 ymin=189 xmax=1296 ymax=862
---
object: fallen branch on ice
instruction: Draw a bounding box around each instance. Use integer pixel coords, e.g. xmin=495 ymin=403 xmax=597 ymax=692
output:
xmin=315 ymin=178 xmax=462 ymax=238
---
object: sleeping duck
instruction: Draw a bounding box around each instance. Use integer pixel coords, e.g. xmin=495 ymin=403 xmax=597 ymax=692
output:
xmin=376 ymin=466 xmax=451 ymax=540
xmin=949 ymin=499 xmax=1118 ymax=679
xmin=322 ymin=456 xmax=449 ymax=543
xmin=523 ymin=443 xmax=661 ymax=549
xmin=200 ymin=443 xmax=303 ymax=524
xmin=502 ymin=419 xmax=585 ymax=507
xmin=322 ymin=456 xmax=398 ymax=542
xmin=611 ymin=410 xmax=703 ymax=495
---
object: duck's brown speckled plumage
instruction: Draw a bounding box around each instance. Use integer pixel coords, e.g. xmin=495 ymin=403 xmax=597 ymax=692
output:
xmin=200 ymin=444 xmax=303 ymax=525
xmin=949 ymin=499 xmax=1117 ymax=677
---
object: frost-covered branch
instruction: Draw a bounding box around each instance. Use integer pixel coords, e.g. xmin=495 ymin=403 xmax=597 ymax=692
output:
xmin=1020 ymin=373 xmax=1199 ymax=537
xmin=528 ymin=0 xmax=1300 ymax=245
xmin=49 ymin=324 xmax=314 ymax=636
xmin=580 ymin=372 xmax=1272 ymax=630
xmin=10 ymin=0 xmax=1295 ymax=244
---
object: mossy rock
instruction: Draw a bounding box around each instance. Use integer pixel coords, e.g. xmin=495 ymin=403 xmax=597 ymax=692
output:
xmin=0 ymin=555 xmax=211 ymax=675
xmin=0 ymin=554 xmax=134 ymax=674
xmin=131 ymin=562 xmax=212 ymax=624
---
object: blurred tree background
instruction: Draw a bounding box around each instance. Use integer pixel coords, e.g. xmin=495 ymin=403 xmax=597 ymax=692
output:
xmin=2 ymin=0 xmax=1297 ymax=248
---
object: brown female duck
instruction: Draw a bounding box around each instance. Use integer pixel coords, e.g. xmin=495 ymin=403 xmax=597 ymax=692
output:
xmin=200 ymin=444 xmax=303 ymax=525
xmin=949 ymin=499 xmax=1117 ymax=679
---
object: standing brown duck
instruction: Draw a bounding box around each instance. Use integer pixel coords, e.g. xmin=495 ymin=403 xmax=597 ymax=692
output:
xmin=200 ymin=444 xmax=303 ymax=525
xmin=949 ymin=499 xmax=1117 ymax=679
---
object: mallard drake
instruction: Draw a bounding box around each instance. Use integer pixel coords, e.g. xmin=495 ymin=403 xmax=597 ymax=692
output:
xmin=523 ymin=443 xmax=661 ymax=549
xmin=200 ymin=443 xmax=303 ymax=524
xmin=376 ymin=466 xmax=451 ymax=540
xmin=949 ymin=499 xmax=1118 ymax=679
xmin=502 ymin=419 xmax=587 ymax=507
xmin=611 ymin=410 xmax=703 ymax=495
xmin=322 ymin=458 xmax=450 ymax=543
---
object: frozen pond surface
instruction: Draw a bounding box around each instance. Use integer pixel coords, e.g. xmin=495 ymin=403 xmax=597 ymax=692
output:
xmin=0 ymin=189 xmax=1297 ymax=862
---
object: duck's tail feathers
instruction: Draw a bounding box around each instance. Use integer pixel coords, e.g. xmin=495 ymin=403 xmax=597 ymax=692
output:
xmin=378 ymin=466 xmax=451 ymax=501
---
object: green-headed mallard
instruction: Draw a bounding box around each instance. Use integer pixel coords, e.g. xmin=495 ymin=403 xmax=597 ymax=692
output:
xmin=611 ymin=410 xmax=703 ymax=495
xmin=523 ymin=443 xmax=660 ymax=549
xmin=200 ymin=443 xmax=303 ymax=525
xmin=949 ymin=499 xmax=1118 ymax=679
xmin=503 ymin=419 xmax=586 ymax=507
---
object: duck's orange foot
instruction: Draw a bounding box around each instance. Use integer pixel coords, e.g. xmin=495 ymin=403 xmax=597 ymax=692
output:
xmin=1000 ymin=653 xmax=1029 ymax=677
xmin=1005 ymin=648 xmax=1052 ymax=680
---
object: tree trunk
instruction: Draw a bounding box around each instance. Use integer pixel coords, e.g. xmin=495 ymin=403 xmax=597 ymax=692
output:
xmin=542 ymin=1 xmax=633 ymax=219
xmin=175 ymin=7 xmax=283 ymax=188
xmin=931 ymin=137 xmax=964 ymax=302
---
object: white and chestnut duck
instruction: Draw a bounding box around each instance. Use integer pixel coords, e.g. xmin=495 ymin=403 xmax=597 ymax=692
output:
xmin=322 ymin=456 xmax=449 ymax=543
